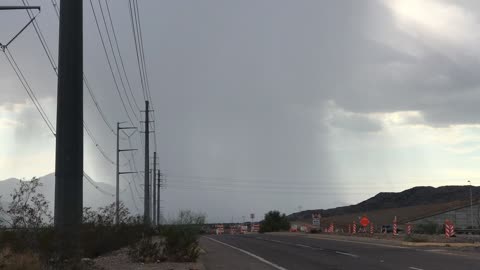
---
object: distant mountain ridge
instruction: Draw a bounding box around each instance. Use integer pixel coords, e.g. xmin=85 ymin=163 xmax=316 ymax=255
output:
xmin=288 ymin=185 xmax=480 ymax=220
xmin=0 ymin=173 xmax=141 ymax=215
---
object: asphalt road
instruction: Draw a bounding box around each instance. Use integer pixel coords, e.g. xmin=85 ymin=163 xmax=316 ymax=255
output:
xmin=200 ymin=234 xmax=480 ymax=270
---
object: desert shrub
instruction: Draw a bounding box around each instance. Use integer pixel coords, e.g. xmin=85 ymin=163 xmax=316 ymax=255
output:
xmin=404 ymin=235 xmax=429 ymax=242
xmin=80 ymin=223 xmax=149 ymax=258
xmin=259 ymin=210 xmax=290 ymax=233
xmin=415 ymin=222 xmax=441 ymax=235
xmin=161 ymin=225 xmax=200 ymax=262
xmin=0 ymin=247 xmax=42 ymax=270
xmin=0 ymin=178 xmax=52 ymax=229
xmin=128 ymin=236 xmax=165 ymax=263
xmin=173 ymin=210 xmax=206 ymax=225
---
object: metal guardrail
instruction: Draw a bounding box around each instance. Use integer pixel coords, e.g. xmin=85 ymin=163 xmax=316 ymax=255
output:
xmin=456 ymin=229 xmax=480 ymax=235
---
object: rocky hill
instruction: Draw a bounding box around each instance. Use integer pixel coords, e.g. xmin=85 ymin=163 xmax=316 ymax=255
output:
xmin=288 ymin=185 xmax=480 ymax=221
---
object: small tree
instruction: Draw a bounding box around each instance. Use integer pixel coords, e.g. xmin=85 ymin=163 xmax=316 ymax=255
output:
xmin=83 ymin=201 xmax=131 ymax=226
xmin=0 ymin=196 xmax=6 ymax=227
xmin=259 ymin=210 xmax=290 ymax=233
xmin=1 ymin=177 xmax=52 ymax=229
xmin=174 ymin=209 xmax=206 ymax=225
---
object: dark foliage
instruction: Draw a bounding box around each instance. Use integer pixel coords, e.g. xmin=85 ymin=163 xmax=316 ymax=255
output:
xmin=161 ymin=225 xmax=201 ymax=262
xmin=259 ymin=210 xmax=290 ymax=233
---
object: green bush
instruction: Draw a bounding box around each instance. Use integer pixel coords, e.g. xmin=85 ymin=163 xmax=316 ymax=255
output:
xmin=128 ymin=236 xmax=165 ymax=263
xmin=259 ymin=210 xmax=290 ymax=233
xmin=415 ymin=222 xmax=442 ymax=235
xmin=161 ymin=225 xmax=201 ymax=262
xmin=80 ymin=224 xmax=149 ymax=258
xmin=404 ymin=235 xmax=429 ymax=242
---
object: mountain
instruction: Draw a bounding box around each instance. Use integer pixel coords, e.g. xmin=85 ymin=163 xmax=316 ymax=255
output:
xmin=0 ymin=173 xmax=142 ymax=215
xmin=288 ymin=185 xmax=480 ymax=221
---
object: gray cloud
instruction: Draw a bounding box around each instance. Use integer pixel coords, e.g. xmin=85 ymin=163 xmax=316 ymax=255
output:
xmin=4 ymin=0 xmax=480 ymax=221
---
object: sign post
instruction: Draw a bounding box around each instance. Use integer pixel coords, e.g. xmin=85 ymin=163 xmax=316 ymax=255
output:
xmin=312 ymin=213 xmax=321 ymax=229
xmin=445 ymin=220 xmax=455 ymax=238
xmin=393 ymin=216 xmax=398 ymax=236
xmin=407 ymin=224 xmax=412 ymax=235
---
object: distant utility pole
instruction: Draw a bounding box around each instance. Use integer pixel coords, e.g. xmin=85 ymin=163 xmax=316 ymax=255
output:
xmin=152 ymin=152 xmax=157 ymax=226
xmin=116 ymin=122 xmax=137 ymax=225
xmin=54 ymin=0 xmax=83 ymax=256
xmin=468 ymin=180 xmax=474 ymax=228
xmin=157 ymin=169 xmax=161 ymax=225
xmin=143 ymin=100 xmax=150 ymax=225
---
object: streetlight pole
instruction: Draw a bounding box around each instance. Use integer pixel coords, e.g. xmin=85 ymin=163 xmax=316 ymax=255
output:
xmin=468 ymin=180 xmax=473 ymax=228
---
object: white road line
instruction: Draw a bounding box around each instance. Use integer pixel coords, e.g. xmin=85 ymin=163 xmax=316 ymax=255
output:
xmin=409 ymin=267 xmax=424 ymax=270
xmin=295 ymin=243 xmax=311 ymax=248
xmin=204 ymin=237 xmax=289 ymax=270
xmin=335 ymin=251 xmax=359 ymax=258
xmin=270 ymin=239 xmax=287 ymax=244
xmin=307 ymin=236 xmax=407 ymax=249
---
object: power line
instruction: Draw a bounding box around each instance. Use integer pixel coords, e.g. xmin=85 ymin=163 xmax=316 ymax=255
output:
xmin=83 ymin=75 xmax=117 ymax=135
xmin=89 ymin=0 xmax=136 ymax=126
xmin=129 ymin=0 xmax=157 ymax=152
xmin=133 ymin=0 xmax=151 ymax=102
xmin=50 ymin=0 xmax=59 ymax=18
xmin=33 ymin=0 xmax=117 ymax=136
xmin=2 ymin=32 xmax=114 ymax=199
xmin=22 ymin=0 xmax=57 ymax=76
xmin=83 ymin=172 xmax=115 ymax=197
xmin=16 ymin=3 xmax=117 ymax=165
xmin=3 ymin=48 xmax=56 ymax=135
xmin=83 ymin=121 xmax=115 ymax=165
xmin=128 ymin=0 xmax=147 ymax=101
xmin=104 ymin=0 xmax=141 ymax=112
xmin=97 ymin=0 xmax=139 ymax=121
xmin=3 ymin=49 xmax=113 ymax=197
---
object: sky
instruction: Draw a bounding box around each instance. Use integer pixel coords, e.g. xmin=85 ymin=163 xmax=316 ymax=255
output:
xmin=2 ymin=0 xmax=480 ymax=222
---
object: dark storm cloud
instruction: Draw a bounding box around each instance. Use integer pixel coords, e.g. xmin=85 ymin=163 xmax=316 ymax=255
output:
xmin=4 ymin=0 xmax=480 ymax=220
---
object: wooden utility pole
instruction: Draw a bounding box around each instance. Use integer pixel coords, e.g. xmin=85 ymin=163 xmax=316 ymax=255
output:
xmin=54 ymin=0 xmax=83 ymax=255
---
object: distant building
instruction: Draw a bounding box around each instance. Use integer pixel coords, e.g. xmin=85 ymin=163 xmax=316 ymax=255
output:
xmin=408 ymin=201 xmax=480 ymax=229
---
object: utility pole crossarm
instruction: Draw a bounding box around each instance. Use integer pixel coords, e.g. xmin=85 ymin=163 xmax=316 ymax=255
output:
xmin=119 ymin=171 xmax=138 ymax=175
xmin=119 ymin=149 xmax=137 ymax=152
xmin=0 ymin=6 xmax=41 ymax=50
xmin=0 ymin=6 xmax=40 ymax=10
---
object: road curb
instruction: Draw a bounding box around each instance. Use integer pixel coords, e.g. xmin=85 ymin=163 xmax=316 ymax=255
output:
xmin=401 ymin=242 xmax=480 ymax=247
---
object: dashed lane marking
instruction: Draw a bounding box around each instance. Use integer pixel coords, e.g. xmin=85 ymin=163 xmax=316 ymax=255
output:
xmin=409 ymin=267 xmax=424 ymax=270
xmin=295 ymin=243 xmax=311 ymax=248
xmin=204 ymin=237 xmax=289 ymax=270
xmin=306 ymin=236 xmax=407 ymax=249
xmin=335 ymin=251 xmax=360 ymax=258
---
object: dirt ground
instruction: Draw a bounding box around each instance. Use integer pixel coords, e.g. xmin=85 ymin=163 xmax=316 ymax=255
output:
xmin=93 ymin=247 xmax=205 ymax=270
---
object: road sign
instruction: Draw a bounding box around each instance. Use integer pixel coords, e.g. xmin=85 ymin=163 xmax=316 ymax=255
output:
xmin=360 ymin=216 xmax=370 ymax=227
xmin=445 ymin=220 xmax=455 ymax=238
xmin=250 ymin=213 xmax=255 ymax=220
xmin=312 ymin=213 xmax=321 ymax=227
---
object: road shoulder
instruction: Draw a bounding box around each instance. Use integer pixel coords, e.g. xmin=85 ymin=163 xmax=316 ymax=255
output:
xmin=199 ymin=236 xmax=277 ymax=270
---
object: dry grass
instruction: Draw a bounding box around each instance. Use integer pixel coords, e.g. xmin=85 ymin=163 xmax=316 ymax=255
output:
xmin=0 ymin=247 xmax=42 ymax=270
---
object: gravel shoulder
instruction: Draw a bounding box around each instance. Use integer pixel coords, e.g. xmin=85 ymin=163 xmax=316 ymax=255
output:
xmin=93 ymin=247 xmax=205 ymax=270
